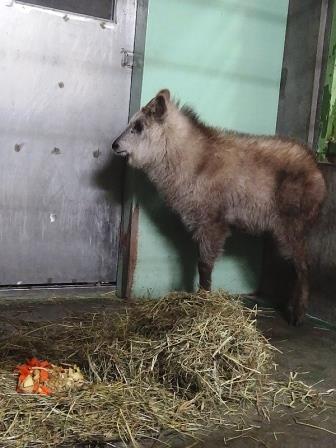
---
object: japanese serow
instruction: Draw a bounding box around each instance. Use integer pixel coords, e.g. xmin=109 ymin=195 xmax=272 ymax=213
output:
xmin=112 ymin=89 xmax=327 ymax=325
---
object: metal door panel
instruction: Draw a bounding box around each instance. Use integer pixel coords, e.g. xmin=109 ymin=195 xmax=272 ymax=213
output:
xmin=0 ymin=0 xmax=136 ymax=284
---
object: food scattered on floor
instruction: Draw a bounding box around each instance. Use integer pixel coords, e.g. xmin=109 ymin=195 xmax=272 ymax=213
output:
xmin=16 ymin=357 xmax=85 ymax=395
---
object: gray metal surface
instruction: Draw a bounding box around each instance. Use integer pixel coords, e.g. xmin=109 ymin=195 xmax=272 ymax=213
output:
xmin=308 ymin=0 xmax=329 ymax=147
xmin=0 ymin=0 xmax=137 ymax=285
xmin=276 ymin=0 xmax=331 ymax=147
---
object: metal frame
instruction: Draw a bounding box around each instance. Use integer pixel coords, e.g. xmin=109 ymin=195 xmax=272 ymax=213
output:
xmin=276 ymin=0 xmax=333 ymax=149
xmin=308 ymin=0 xmax=330 ymax=147
xmin=116 ymin=0 xmax=149 ymax=298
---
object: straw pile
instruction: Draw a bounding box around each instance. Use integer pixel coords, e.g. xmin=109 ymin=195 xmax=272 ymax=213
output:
xmin=0 ymin=291 xmax=326 ymax=447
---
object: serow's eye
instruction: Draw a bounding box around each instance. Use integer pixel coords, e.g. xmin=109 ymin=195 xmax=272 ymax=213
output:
xmin=132 ymin=120 xmax=143 ymax=134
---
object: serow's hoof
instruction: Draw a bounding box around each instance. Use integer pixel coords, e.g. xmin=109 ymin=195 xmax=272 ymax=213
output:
xmin=198 ymin=287 xmax=211 ymax=294
xmin=287 ymin=303 xmax=306 ymax=327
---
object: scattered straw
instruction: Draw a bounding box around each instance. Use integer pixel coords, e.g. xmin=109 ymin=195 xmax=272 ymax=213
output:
xmin=293 ymin=417 xmax=336 ymax=436
xmin=0 ymin=291 xmax=330 ymax=447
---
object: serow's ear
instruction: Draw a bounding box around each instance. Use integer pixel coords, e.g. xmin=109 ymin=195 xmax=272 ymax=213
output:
xmin=154 ymin=94 xmax=167 ymax=120
xmin=143 ymin=92 xmax=168 ymax=121
xmin=156 ymin=89 xmax=170 ymax=102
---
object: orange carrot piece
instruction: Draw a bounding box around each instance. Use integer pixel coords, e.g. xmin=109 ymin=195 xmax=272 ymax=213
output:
xmin=39 ymin=385 xmax=52 ymax=395
xmin=16 ymin=365 xmax=30 ymax=375
xmin=19 ymin=373 xmax=28 ymax=382
xmin=28 ymin=357 xmax=40 ymax=367
xmin=39 ymin=360 xmax=50 ymax=368
xmin=15 ymin=359 xmax=53 ymax=395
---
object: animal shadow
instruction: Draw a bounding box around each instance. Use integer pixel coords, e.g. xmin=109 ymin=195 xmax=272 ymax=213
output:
xmin=92 ymin=157 xmax=197 ymax=292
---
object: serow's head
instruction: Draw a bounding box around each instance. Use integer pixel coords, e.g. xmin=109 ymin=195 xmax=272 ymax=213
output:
xmin=112 ymin=89 xmax=170 ymax=168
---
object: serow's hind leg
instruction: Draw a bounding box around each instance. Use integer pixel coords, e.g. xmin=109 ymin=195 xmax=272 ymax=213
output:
xmin=288 ymin=247 xmax=309 ymax=326
xmin=276 ymin=232 xmax=309 ymax=326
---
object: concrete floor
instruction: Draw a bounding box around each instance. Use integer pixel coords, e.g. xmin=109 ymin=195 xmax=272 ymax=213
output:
xmin=0 ymin=287 xmax=336 ymax=448
xmin=198 ymin=311 xmax=336 ymax=448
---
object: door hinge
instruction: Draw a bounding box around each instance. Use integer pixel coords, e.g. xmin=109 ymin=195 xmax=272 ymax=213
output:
xmin=121 ymin=49 xmax=134 ymax=68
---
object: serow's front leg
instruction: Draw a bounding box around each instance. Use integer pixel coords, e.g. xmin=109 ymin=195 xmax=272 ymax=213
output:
xmin=198 ymin=259 xmax=213 ymax=291
xmin=196 ymin=224 xmax=229 ymax=293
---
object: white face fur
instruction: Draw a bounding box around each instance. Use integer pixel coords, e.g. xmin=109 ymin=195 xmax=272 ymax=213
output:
xmin=111 ymin=90 xmax=170 ymax=168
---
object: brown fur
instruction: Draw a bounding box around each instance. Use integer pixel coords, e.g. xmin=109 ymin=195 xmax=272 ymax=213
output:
xmin=112 ymin=89 xmax=327 ymax=325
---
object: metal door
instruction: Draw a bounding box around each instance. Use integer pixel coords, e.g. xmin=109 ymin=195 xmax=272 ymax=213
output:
xmin=0 ymin=0 xmax=136 ymax=285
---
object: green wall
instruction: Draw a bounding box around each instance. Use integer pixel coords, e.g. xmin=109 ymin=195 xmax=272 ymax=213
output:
xmin=128 ymin=0 xmax=289 ymax=298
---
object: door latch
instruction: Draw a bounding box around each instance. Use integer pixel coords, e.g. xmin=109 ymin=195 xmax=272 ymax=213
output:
xmin=121 ymin=49 xmax=134 ymax=68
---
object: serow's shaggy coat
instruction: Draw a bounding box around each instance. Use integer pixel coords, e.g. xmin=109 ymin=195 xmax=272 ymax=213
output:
xmin=112 ymin=89 xmax=327 ymax=325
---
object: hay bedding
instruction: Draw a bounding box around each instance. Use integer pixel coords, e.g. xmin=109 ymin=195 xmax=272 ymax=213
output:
xmin=0 ymin=291 xmax=327 ymax=447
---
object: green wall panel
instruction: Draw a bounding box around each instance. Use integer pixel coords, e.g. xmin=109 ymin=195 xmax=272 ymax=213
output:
xmin=129 ymin=0 xmax=289 ymax=298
